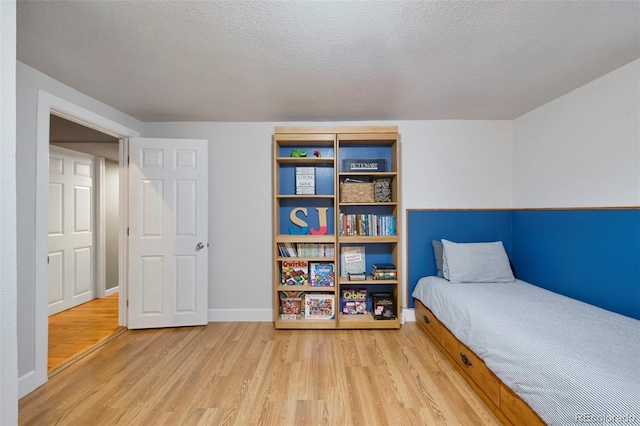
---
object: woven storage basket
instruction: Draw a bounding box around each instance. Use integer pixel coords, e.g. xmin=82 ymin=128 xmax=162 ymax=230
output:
xmin=340 ymin=182 xmax=374 ymax=203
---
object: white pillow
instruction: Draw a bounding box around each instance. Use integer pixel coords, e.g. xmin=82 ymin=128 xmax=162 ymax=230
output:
xmin=441 ymin=239 xmax=515 ymax=283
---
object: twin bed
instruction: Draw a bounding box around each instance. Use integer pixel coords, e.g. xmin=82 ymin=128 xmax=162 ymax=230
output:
xmin=408 ymin=226 xmax=640 ymax=426
xmin=413 ymin=276 xmax=639 ymax=425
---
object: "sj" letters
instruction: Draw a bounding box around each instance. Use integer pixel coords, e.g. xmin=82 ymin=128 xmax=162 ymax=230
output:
xmin=289 ymin=207 xmax=328 ymax=235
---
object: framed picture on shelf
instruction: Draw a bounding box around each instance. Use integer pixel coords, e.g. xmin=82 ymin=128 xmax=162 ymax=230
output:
xmin=295 ymin=166 xmax=316 ymax=195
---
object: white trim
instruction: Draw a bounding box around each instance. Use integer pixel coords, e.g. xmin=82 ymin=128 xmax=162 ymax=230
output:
xmin=20 ymin=90 xmax=139 ymax=398
xmin=118 ymin=138 xmax=129 ymax=327
xmin=402 ymin=307 xmax=416 ymax=322
xmin=208 ymin=309 xmax=273 ymax=322
xmin=105 ymin=286 xmax=119 ymax=297
xmin=208 ymin=308 xmax=416 ymax=323
xmin=95 ymin=157 xmax=106 ymax=299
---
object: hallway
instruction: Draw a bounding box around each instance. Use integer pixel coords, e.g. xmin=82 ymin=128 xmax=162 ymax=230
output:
xmin=48 ymin=293 xmax=123 ymax=375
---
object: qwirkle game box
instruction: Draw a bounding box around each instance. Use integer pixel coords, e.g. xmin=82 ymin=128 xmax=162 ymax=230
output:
xmin=281 ymin=260 xmax=308 ymax=285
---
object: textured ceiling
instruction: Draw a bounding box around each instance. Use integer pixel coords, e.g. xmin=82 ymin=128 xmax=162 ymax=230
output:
xmin=17 ymin=1 xmax=640 ymax=122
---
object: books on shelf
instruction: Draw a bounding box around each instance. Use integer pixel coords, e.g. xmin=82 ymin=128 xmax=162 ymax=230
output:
xmin=279 ymin=291 xmax=304 ymax=320
xmin=339 ymin=213 xmax=396 ymax=236
xmin=372 ymin=292 xmax=396 ymax=320
xmin=372 ymin=263 xmax=396 ymax=270
xmin=277 ymin=242 xmax=335 ymax=258
xmin=341 ymin=158 xmax=387 ymax=172
xmin=341 ymin=288 xmax=367 ymax=315
xmin=310 ymin=262 xmax=335 ymax=287
xmin=305 ymin=294 xmax=335 ymax=319
xmin=281 ymin=259 xmax=308 ymax=285
xmin=274 ymin=127 xmax=401 ymax=331
xmin=371 ymin=271 xmax=397 ymax=280
xmin=340 ymin=246 xmax=366 ymax=277
xmin=371 ymin=263 xmax=397 ymax=280
xmin=295 ymin=166 xmax=316 ymax=195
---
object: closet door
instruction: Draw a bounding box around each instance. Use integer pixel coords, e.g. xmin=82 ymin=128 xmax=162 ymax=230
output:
xmin=48 ymin=146 xmax=95 ymax=315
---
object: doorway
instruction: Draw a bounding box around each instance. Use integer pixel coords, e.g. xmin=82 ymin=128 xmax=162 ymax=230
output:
xmin=18 ymin=90 xmax=139 ymax=398
xmin=47 ymin=114 xmax=123 ymax=374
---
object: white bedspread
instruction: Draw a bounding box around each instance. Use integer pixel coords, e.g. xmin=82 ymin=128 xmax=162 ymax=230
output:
xmin=412 ymin=276 xmax=640 ymax=426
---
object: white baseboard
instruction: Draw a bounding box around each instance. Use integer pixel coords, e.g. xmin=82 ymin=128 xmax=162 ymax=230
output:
xmin=208 ymin=309 xmax=272 ymax=322
xmin=104 ymin=286 xmax=119 ymax=297
xmin=402 ymin=308 xmax=416 ymax=322
xmin=207 ymin=308 xmax=416 ymax=323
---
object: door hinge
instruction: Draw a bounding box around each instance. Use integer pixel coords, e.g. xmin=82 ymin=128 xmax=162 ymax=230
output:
xmin=126 ymin=300 xmax=129 ymax=308
xmin=47 ymin=256 xmax=49 ymax=264
xmin=127 ymin=227 xmax=130 ymax=236
xmin=127 ymin=156 xmax=130 ymax=165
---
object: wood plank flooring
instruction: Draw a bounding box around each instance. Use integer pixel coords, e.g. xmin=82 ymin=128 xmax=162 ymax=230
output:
xmin=21 ymin=322 xmax=500 ymax=426
xmin=48 ymin=293 xmax=123 ymax=374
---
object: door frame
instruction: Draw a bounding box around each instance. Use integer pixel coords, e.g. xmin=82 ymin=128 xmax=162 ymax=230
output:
xmin=95 ymin=155 xmax=123 ymax=299
xmin=24 ymin=90 xmax=139 ymax=396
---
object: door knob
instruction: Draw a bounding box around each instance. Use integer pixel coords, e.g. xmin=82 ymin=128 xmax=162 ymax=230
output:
xmin=195 ymin=242 xmax=206 ymax=251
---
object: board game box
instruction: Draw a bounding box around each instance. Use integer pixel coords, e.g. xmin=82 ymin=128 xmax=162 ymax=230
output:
xmin=340 ymin=246 xmax=366 ymax=277
xmin=310 ymin=262 xmax=335 ymax=287
xmin=371 ymin=292 xmax=396 ymax=320
xmin=341 ymin=288 xmax=367 ymax=315
xmin=304 ymin=294 xmax=335 ymax=319
xmin=279 ymin=291 xmax=303 ymax=320
xmin=281 ymin=259 xmax=308 ymax=285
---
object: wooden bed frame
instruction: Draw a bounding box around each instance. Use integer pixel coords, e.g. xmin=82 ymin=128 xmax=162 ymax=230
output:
xmin=414 ymin=298 xmax=545 ymax=426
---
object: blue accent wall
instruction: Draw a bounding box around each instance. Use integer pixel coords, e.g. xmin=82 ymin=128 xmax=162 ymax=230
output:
xmin=511 ymin=209 xmax=640 ymax=320
xmin=407 ymin=210 xmax=512 ymax=308
xmin=407 ymin=209 xmax=640 ymax=319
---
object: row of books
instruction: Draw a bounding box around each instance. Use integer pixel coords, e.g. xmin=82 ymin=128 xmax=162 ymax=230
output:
xmin=371 ymin=263 xmax=397 ymax=280
xmin=277 ymin=242 xmax=335 ymax=258
xmin=347 ymin=263 xmax=398 ymax=281
xmin=279 ymin=290 xmax=396 ymax=321
xmin=339 ymin=213 xmax=396 ymax=237
xmin=281 ymin=260 xmax=335 ymax=287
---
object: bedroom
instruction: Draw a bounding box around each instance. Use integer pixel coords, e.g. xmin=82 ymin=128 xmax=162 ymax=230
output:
xmin=2 ymin=1 xmax=639 ymax=424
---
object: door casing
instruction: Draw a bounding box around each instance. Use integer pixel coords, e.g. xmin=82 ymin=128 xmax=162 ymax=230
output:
xmin=19 ymin=90 xmax=139 ymax=398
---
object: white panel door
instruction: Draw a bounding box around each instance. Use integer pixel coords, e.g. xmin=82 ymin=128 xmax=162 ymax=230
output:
xmin=48 ymin=146 xmax=95 ymax=315
xmin=128 ymin=138 xmax=208 ymax=329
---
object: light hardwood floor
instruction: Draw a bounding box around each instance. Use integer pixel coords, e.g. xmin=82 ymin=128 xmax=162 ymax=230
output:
xmin=48 ymin=292 xmax=123 ymax=374
xmin=21 ymin=322 xmax=500 ymax=426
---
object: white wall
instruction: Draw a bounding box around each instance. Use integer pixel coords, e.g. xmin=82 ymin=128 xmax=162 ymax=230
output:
xmin=513 ymin=59 xmax=640 ymax=208
xmin=400 ymin=120 xmax=513 ymax=209
xmin=143 ymin=120 xmax=513 ymax=319
xmin=0 ymin=1 xmax=18 ymax=424
xmin=16 ymin=62 xmax=142 ymax=396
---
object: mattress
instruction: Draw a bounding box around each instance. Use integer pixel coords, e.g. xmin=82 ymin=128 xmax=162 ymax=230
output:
xmin=412 ymin=276 xmax=640 ymax=426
